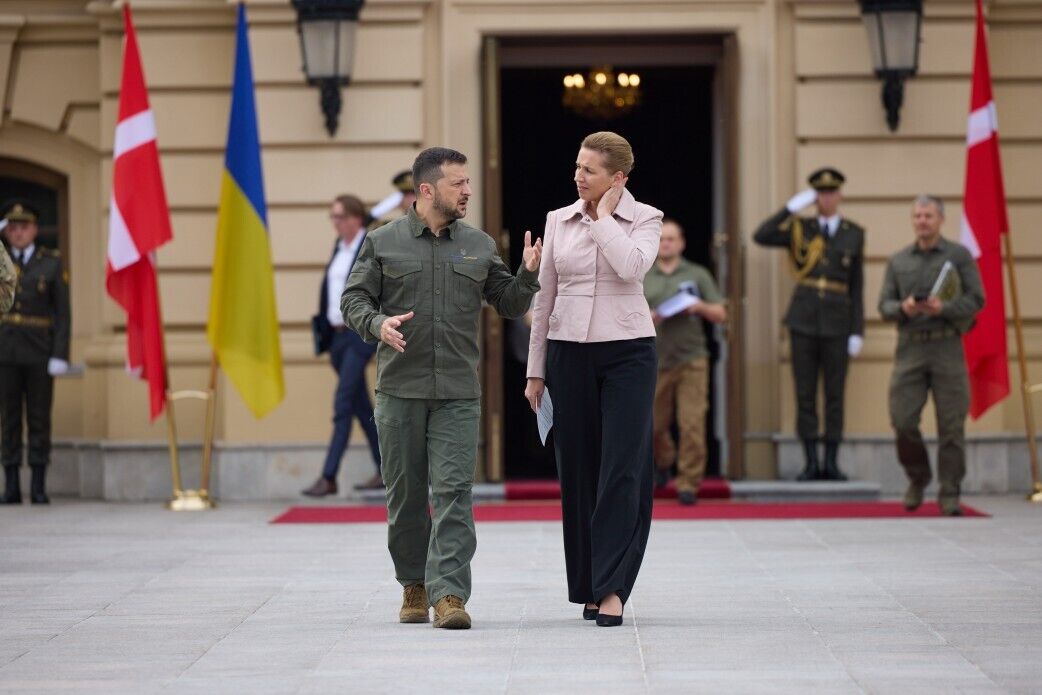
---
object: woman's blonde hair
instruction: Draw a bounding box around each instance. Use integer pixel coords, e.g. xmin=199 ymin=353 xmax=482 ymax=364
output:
xmin=581 ymin=131 xmax=634 ymax=176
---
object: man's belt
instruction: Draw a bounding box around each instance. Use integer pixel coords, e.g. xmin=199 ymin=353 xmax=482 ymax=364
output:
xmin=0 ymin=313 xmax=53 ymax=328
xmin=798 ymin=277 xmax=848 ymax=295
xmin=905 ymin=326 xmax=960 ymax=342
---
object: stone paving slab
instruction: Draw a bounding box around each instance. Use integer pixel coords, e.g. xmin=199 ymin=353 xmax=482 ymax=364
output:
xmin=1 ymin=496 xmax=1041 ymax=693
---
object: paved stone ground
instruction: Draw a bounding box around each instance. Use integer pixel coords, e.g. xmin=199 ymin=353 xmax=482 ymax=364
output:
xmin=1 ymin=496 xmax=1041 ymax=694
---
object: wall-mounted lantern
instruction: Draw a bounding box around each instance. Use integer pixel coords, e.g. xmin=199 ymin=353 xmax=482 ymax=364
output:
xmin=859 ymin=0 xmax=923 ymax=132
xmin=291 ymin=0 xmax=365 ymax=136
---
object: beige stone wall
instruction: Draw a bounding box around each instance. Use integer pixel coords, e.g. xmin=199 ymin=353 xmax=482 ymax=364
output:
xmin=91 ymin=0 xmax=428 ymax=444
xmin=0 ymin=0 xmax=429 ymax=446
xmin=0 ymin=0 xmax=1039 ymax=478
xmin=778 ymin=0 xmax=1042 ymax=445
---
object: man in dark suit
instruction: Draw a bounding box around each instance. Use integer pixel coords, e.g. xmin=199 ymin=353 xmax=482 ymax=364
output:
xmin=754 ymin=168 xmax=865 ymax=481
xmin=0 ymin=200 xmax=70 ymax=504
xmin=302 ymin=194 xmax=382 ymax=497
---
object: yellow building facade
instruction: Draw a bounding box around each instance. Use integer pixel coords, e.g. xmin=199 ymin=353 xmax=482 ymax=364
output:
xmin=0 ymin=0 xmax=1039 ymax=499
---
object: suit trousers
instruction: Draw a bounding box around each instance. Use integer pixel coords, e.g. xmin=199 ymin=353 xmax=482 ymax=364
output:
xmin=321 ymin=330 xmax=380 ymax=480
xmin=546 ymin=338 xmax=656 ymax=605
xmin=0 ymin=362 xmax=53 ymax=469
xmin=375 ymin=392 xmax=481 ymax=606
xmin=790 ymin=331 xmax=849 ymax=443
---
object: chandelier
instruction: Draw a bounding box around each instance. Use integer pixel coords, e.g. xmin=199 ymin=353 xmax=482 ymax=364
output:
xmin=562 ymin=66 xmax=641 ymax=120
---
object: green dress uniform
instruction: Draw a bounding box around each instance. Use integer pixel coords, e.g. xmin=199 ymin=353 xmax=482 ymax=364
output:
xmin=878 ymin=236 xmax=984 ymax=514
xmin=753 ymin=168 xmax=865 ymax=480
xmin=0 ymin=243 xmax=70 ymax=504
xmin=342 ymin=206 xmax=538 ymax=607
xmin=0 ymin=244 xmax=14 ymax=313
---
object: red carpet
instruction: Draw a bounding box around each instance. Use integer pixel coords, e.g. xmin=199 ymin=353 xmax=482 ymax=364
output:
xmin=271 ymin=501 xmax=987 ymax=524
xmin=504 ymin=478 xmax=731 ymax=501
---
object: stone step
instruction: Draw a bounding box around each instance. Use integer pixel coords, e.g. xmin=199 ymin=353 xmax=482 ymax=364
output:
xmin=730 ymin=480 xmax=881 ymax=502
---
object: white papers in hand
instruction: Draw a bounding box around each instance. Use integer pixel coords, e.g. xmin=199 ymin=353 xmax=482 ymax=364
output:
xmin=537 ymin=388 xmax=554 ymax=446
xmin=929 ymin=260 xmax=955 ymax=298
xmin=656 ymin=291 xmax=700 ymax=319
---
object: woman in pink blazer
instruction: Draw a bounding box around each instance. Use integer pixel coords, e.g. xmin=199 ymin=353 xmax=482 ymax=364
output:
xmin=525 ymin=132 xmax=663 ymax=627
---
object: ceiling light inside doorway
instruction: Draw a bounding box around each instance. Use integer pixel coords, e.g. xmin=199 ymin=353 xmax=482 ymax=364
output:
xmin=563 ymin=65 xmax=641 ymax=120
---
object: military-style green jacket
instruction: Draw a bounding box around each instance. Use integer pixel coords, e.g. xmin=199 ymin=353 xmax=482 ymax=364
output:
xmin=342 ymin=207 xmax=539 ymax=400
xmin=878 ymin=236 xmax=984 ymax=334
xmin=0 ymin=243 xmax=14 ymax=313
xmin=754 ymin=207 xmax=865 ymax=338
xmin=0 ymin=245 xmax=70 ymax=364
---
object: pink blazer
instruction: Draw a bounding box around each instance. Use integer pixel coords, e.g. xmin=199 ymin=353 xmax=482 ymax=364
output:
xmin=527 ymin=188 xmax=663 ymax=379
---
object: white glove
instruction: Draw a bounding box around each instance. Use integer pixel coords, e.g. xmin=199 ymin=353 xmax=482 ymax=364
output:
xmin=847 ymin=335 xmax=863 ymax=357
xmin=47 ymin=358 xmax=69 ymax=376
xmin=786 ymin=188 xmax=818 ymax=214
xmin=369 ymin=191 xmax=404 ymax=221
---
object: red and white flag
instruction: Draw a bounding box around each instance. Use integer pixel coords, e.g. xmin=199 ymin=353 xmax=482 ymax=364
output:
xmin=960 ymin=0 xmax=1010 ymax=419
xmin=105 ymin=5 xmax=173 ymax=420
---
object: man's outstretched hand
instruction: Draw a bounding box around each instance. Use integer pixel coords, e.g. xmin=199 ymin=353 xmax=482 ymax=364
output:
xmin=522 ymin=230 xmax=543 ymax=272
xmin=380 ymin=311 xmax=414 ymax=353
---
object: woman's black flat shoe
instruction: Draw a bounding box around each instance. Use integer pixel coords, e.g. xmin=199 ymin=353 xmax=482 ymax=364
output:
xmin=596 ymin=612 xmax=623 ymax=627
xmin=582 ymin=605 xmax=599 ymax=620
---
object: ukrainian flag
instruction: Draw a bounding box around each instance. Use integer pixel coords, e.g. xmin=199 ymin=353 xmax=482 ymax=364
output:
xmin=207 ymin=3 xmax=284 ymax=418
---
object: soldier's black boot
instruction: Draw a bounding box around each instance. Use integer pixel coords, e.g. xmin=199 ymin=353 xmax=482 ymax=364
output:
xmin=797 ymin=440 xmax=821 ymax=481
xmin=2 ymin=466 xmax=22 ymax=504
xmin=29 ymin=466 xmax=49 ymax=505
xmin=822 ymin=442 xmax=847 ymax=481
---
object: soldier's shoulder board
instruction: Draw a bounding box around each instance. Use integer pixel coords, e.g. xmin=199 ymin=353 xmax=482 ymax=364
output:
xmin=841 ymin=219 xmax=866 ymax=233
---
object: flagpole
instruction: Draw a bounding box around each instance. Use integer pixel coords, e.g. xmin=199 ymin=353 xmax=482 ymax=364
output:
xmin=1002 ymin=234 xmax=1042 ymax=501
xmin=198 ymin=352 xmax=219 ymax=502
xmin=163 ymin=383 xmax=185 ymax=497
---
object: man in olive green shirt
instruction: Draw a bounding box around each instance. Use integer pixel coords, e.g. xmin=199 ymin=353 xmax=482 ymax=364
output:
xmin=342 ymin=148 xmax=541 ymax=629
xmin=879 ymin=196 xmax=984 ymax=516
xmin=645 ymin=220 xmax=727 ymax=505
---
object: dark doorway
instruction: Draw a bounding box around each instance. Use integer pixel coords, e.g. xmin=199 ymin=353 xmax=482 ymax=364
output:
xmin=498 ymin=52 xmax=720 ymax=479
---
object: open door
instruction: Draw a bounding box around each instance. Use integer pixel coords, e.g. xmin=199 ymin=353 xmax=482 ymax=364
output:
xmin=478 ymin=33 xmax=745 ymax=482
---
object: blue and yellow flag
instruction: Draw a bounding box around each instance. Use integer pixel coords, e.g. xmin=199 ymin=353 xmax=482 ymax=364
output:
xmin=207 ymin=3 xmax=284 ymax=418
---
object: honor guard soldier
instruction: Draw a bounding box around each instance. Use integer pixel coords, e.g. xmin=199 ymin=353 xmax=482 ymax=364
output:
xmin=754 ymin=168 xmax=865 ymax=481
xmin=879 ymin=196 xmax=984 ymax=516
xmin=0 ymin=200 xmax=71 ymax=504
xmin=366 ymin=170 xmax=418 ymax=231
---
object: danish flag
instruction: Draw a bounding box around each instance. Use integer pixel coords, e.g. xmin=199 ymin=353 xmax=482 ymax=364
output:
xmin=105 ymin=5 xmax=173 ymax=420
xmin=959 ymin=0 xmax=1010 ymax=419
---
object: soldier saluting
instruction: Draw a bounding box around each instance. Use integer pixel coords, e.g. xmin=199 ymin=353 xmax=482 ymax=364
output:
xmin=754 ymin=168 xmax=865 ymax=481
xmin=0 ymin=200 xmax=70 ymax=505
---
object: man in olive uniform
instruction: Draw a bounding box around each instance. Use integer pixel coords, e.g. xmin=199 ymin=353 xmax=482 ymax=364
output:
xmin=754 ymin=168 xmax=865 ymax=481
xmin=645 ymin=219 xmax=727 ymax=505
xmin=343 ymin=148 xmax=541 ymax=630
xmin=0 ymin=235 xmax=14 ymax=313
xmin=879 ymin=196 xmax=984 ymax=516
xmin=0 ymin=201 xmax=70 ymax=504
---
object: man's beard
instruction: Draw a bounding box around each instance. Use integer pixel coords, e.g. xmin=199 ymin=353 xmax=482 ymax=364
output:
xmin=433 ymin=190 xmax=466 ymax=221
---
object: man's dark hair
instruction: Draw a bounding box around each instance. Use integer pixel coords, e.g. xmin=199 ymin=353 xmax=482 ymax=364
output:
xmin=412 ymin=147 xmax=467 ymax=192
